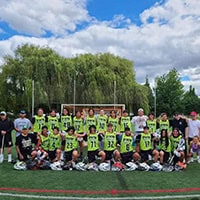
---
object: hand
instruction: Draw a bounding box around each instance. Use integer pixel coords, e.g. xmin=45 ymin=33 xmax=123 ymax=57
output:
xmin=19 ymin=154 xmax=24 ymax=160
xmin=1 ymin=130 xmax=6 ymax=135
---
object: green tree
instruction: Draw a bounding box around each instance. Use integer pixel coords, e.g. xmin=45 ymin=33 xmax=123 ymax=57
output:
xmin=156 ymin=68 xmax=184 ymax=116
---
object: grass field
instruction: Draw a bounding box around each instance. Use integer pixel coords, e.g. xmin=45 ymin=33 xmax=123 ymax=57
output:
xmin=0 ymin=133 xmax=200 ymax=200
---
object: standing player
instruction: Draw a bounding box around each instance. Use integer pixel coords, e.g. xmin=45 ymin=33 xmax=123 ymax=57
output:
xmin=15 ymin=125 xmax=37 ymax=161
xmin=32 ymin=108 xmax=46 ymax=135
xmin=131 ymin=108 xmax=148 ymax=136
xmin=158 ymin=113 xmax=171 ymax=133
xmin=85 ymin=108 xmax=97 ymax=133
xmin=108 ymin=110 xmax=119 ymax=133
xmin=46 ymin=109 xmax=59 ymax=133
xmin=48 ymin=127 xmax=62 ymax=162
xmin=97 ymin=110 xmax=108 ymax=134
xmin=134 ymin=126 xmax=159 ymax=163
xmin=73 ymin=111 xmax=86 ymax=160
xmin=146 ymin=112 xmax=157 ymax=135
xmin=0 ymin=111 xmax=14 ymax=163
xmin=119 ymin=110 xmax=132 ymax=133
xmin=14 ymin=110 xmax=32 ymax=137
xmin=60 ymin=108 xmax=72 ymax=132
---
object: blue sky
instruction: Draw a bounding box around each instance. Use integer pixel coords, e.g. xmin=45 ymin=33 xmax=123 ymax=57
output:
xmin=0 ymin=0 xmax=200 ymax=94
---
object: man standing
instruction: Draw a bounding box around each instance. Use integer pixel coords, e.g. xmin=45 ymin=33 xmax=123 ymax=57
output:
xmin=0 ymin=111 xmax=14 ymax=162
xmin=14 ymin=110 xmax=32 ymax=137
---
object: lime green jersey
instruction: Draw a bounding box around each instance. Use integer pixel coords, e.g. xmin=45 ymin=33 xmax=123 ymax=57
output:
xmin=120 ymin=134 xmax=133 ymax=153
xmin=170 ymin=135 xmax=182 ymax=152
xmin=85 ymin=116 xmax=97 ymax=131
xmin=146 ymin=119 xmax=157 ymax=133
xmin=104 ymin=132 xmax=117 ymax=151
xmin=73 ymin=117 xmax=84 ymax=133
xmin=49 ymin=133 xmax=61 ymax=151
xmin=97 ymin=115 xmax=107 ymax=132
xmin=33 ymin=115 xmax=46 ymax=133
xmin=47 ymin=116 xmax=59 ymax=132
xmin=159 ymin=120 xmax=171 ymax=132
xmin=120 ymin=116 xmax=131 ymax=132
xmin=158 ymin=137 xmax=171 ymax=152
xmin=40 ymin=134 xmax=49 ymax=151
xmin=64 ymin=134 xmax=78 ymax=152
xmin=108 ymin=117 xmax=119 ymax=132
xmin=87 ymin=133 xmax=99 ymax=151
xmin=140 ymin=133 xmax=152 ymax=151
xmin=60 ymin=115 xmax=72 ymax=131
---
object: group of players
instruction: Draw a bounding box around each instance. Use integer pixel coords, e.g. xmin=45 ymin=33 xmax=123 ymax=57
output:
xmin=0 ymin=107 xmax=200 ymax=171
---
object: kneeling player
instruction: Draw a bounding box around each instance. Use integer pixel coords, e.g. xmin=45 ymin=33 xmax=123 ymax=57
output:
xmin=15 ymin=126 xmax=37 ymax=161
xmin=118 ymin=127 xmax=135 ymax=164
xmin=48 ymin=127 xmax=62 ymax=162
xmin=104 ymin=123 xmax=120 ymax=162
xmin=62 ymin=126 xmax=79 ymax=163
xmin=86 ymin=125 xmax=105 ymax=163
xmin=134 ymin=126 xmax=159 ymax=163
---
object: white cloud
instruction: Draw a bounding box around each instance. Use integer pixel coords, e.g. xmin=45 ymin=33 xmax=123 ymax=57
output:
xmin=0 ymin=0 xmax=90 ymax=36
xmin=0 ymin=0 xmax=200 ymax=94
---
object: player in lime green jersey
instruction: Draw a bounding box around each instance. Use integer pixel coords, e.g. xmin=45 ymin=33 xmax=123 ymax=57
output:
xmin=158 ymin=113 xmax=172 ymax=133
xmin=134 ymin=126 xmax=159 ymax=163
xmin=97 ymin=110 xmax=108 ymax=134
xmin=104 ymin=123 xmax=120 ymax=161
xmin=48 ymin=127 xmax=62 ymax=162
xmin=73 ymin=111 xmax=86 ymax=160
xmin=108 ymin=110 xmax=119 ymax=133
xmin=32 ymin=108 xmax=46 ymax=135
xmin=62 ymin=126 xmax=79 ymax=163
xmin=85 ymin=108 xmax=97 ymax=133
xmin=60 ymin=108 xmax=72 ymax=131
xmin=157 ymin=129 xmax=171 ymax=164
xmin=46 ymin=109 xmax=59 ymax=133
xmin=86 ymin=125 xmax=105 ymax=163
xmin=118 ymin=127 xmax=135 ymax=164
xmin=119 ymin=110 xmax=132 ymax=133
xmin=146 ymin=112 xmax=157 ymax=134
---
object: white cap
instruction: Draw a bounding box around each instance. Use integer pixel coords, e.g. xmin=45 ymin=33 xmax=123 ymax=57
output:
xmin=0 ymin=111 xmax=7 ymax=115
xmin=138 ymin=108 xmax=144 ymax=112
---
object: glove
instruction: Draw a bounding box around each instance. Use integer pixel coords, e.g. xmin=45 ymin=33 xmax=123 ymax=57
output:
xmin=174 ymin=150 xmax=181 ymax=157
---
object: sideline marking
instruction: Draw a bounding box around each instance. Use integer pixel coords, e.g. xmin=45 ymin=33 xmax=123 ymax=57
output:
xmin=0 ymin=192 xmax=200 ymax=200
xmin=0 ymin=187 xmax=200 ymax=195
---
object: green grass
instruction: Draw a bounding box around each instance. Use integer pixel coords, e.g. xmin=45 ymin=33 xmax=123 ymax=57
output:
xmin=0 ymin=133 xmax=200 ymax=200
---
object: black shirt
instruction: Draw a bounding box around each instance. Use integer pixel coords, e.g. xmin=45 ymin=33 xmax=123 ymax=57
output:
xmin=170 ymin=118 xmax=188 ymax=136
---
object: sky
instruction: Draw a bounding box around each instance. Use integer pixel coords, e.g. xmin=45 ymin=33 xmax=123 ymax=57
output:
xmin=0 ymin=0 xmax=200 ymax=95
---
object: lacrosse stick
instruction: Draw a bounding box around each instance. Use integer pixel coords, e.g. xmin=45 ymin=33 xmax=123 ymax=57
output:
xmin=0 ymin=135 xmax=5 ymax=163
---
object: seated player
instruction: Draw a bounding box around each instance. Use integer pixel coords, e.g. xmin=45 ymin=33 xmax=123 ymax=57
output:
xmin=170 ymin=128 xmax=185 ymax=165
xmin=118 ymin=127 xmax=135 ymax=164
xmin=134 ymin=126 xmax=159 ymax=163
xmin=157 ymin=129 xmax=171 ymax=165
xmin=48 ymin=127 xmax=62 ymax=162
xmin=62 ymin=126 xmax=79 ymax=164
xmin=36 ymin=126 xmax=49 ymax=164
xmin=104 ymin=123 xmax=120 ymax=162
xmin=187 ymin=136 xmax=200 ymax=163
xmin=86 ymin=125 xmax=105 ymax=163
xmin=15 ymin=125 xmax=37 ymax=161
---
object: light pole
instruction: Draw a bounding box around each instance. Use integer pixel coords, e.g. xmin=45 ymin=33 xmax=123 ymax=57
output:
xmin=114 ymin=80 xmax=116 ymax=110
xmin=32 ymin=79 xmax=35 ymax=117
xmin=153 ymin=80 xmax=157 ymax=117
xmin=73 ymin=71 xmax=78 ymax=116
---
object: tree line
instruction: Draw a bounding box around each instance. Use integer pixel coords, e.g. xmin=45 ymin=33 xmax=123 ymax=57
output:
xmin=0 ymin=44 xmax=199 ymax=117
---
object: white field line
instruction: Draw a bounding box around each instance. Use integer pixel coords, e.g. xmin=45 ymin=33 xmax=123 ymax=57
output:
xmin=0 ymin=192 xmax=200 ymax=200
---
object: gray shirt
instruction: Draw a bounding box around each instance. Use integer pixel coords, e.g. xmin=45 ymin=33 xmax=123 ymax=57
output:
xmin=14 ymin=118 xmax=32 ymax=137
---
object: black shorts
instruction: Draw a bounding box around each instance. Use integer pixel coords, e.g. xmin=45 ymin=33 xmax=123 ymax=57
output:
xmin=88 ymin=150 xmax=100 ymax=163
xmin=120 ymin=151 xmax=133 ymax=164
xmin=48 ymin=150 xmax=57 ymax=161
xmin=64 ymin=150 xmax=73 ymax=162
xmin=0 ymin=133 xmax=13 ymax=147
xmin=18 ymin=150 xmax=32 ymax=161
xmin=140 ymin=150 xmax=153 ymax=162
xmin=105 ymin=150 xmax=114 ymax=160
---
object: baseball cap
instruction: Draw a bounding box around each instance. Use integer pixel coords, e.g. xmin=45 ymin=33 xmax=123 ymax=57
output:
xmin=0 ymin=111 xmax=6 ymax=115
xmin=19 ymin=110 xmax=26 ymax=114
xmin=22 ymin=125 xmax=28 ymax=130
xmin=190 ymin=111 xmax=197 ymax=116
xmin=138 ymin=108 xmax=144 ymax=112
